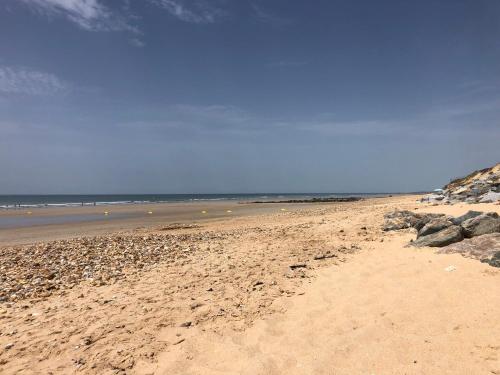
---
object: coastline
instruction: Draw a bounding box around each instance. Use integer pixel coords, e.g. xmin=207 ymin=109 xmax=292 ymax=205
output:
xmin=0 ymin=200 xmax=349 ymax=246
xmin=1 ymin=195 xmax=499 ymax=374
xmin=0 ymin=196 xmax=410 ymax=246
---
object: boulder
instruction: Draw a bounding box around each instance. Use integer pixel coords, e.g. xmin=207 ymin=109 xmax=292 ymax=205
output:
xmin=479 ymin=191 xmax=500 ymax=203
xmin=383 ymin=211 xmax=445 ymax=231
xmin=420 ymin=194 xmax=444 ymax=203
xmin=412 ymin=214 xmax=444 ymax=231
xmin=410 ymin=225 xmax=463 ymax=247
xmin=461 ymin=213 xmax=500 ymax=238
xmin=417 ymin=217 xmax=453 ymax=238
xmin=450 ymin=210 xmax=483 ymax=225
xmin=382 ymin=210 xmax=420 ymax=231
xmin=439 ymin=233 xmax=500 ymax=265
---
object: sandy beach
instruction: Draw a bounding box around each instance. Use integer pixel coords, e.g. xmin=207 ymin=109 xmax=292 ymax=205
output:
xmin=0 ymin=195 xmax=499 ymax=374
xmin=0 ymin=200 xmax=327 ymax=246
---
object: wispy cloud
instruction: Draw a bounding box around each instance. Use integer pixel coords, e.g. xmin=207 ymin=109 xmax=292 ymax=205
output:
xmin=252 ymin=3 xmax=292 ymax=27
xmin=19 ymin=0 xmax=137 ymax=32
xmin=149 ymin=0 xmax=226 ymax=24
xmin=121 ymin=97 xmax=500 ymax=140
xmin=129 ymin=37 xmax=145 ymax=48
xmin=0 ymin=66 xmax=69 ymax=96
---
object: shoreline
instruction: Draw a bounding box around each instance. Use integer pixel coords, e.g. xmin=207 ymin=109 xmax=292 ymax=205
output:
xmin=0 ymin=196 xmax=399 ymax=246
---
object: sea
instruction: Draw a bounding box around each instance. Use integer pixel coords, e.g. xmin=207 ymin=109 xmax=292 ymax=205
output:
xmin=0 ymin=193 xmax=381 ymax=209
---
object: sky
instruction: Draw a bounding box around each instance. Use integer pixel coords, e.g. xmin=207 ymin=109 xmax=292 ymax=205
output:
xmin=0 ymin=0 xmax=499 ymax=194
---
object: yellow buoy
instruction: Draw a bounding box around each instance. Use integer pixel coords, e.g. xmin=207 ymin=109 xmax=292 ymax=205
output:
xmin=27 ymin=211 xmax=32 ymax=215
xmin=226 ymin=210 xmax=232 ymax=213
xmin=148 ymin=211 xmax=153 ymax=214
xmin=104 ymin=211 xmax=109 ymax=215
xmin=201 ymin=210 xmax=207 ymax=214
xmin=280 ymin=208 xmax=287 ymax=211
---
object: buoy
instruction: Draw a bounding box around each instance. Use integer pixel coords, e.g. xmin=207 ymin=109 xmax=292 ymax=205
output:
xmin=104 ymin=211 xmax=109 ymax=215
xmin=27 ymin=211 xmax=32 ymax=215
xmin=226 ymin=210 xmax=232 ymax=213
xmin=148 ymin=211 xmax=153 ymax=214
xmin=201 ymin=210 xmax=207 ymax=214
xmin=280 ymin=208 xmax=287 ymax=211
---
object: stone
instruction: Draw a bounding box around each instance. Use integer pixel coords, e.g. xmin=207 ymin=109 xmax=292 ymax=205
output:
xmin=420 ymin=193 xmax=444 ymax=203
xmin=461 ymin=213 xmax=500 ymax=238
xmin=482 ymin=251 xmax=500 ymax=267
xmin=417 ymin=217 xmax=453 ymax=238
xmin=289 ymin=263 xmax=307 ymax=270
xmin=410 ymin=225 xmax=463 ymax=247
xmin=383 ymin=210 xmax=421 ymax=231
xmin=313 ymin=252 xmax=337 ymax=260
xmin=479 ymin=191 xmax=500 ymax=203
xmin=439 ymin=233 xmax=500 ymax=264
xmin=450 ymin=210 xmax=483 ymax=225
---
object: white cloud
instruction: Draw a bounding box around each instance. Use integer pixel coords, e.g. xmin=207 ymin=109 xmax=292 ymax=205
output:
xmin=20 ymin=0 xmax=136 ymax=32
xmin=0 ymin=66 xmax=69 ymax=96
xmin=149 ymin=0 xmax=226 ymax=24
xmin=129 ymin=37 xmax=145 ymax=47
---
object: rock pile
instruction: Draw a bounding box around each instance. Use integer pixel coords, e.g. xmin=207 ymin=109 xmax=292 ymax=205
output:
xmin=383 ymin=210 xmax=500 ymax=266
xmin=421 ymin=162 xmax=500 ymax=204
xmin=438 ymin=233 xmax=500 ymax=267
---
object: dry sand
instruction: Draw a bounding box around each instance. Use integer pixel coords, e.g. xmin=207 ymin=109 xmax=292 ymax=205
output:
xmin=0 ymin=196 xmax=499 ymax=374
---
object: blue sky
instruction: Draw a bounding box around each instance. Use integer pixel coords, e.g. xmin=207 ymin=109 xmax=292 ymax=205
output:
xmin=0 ymin=0 xmax=499 ymax=194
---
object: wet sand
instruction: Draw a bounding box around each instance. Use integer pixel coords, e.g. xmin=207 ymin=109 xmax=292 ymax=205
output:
xmin=0 ymin=200 xmax=327 ymax=246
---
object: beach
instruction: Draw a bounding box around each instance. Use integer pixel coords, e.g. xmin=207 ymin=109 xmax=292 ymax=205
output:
xmin=0 ymin=200 xmax=328 ymax=246
xmin=0 ymin=195 xmax=499 ymax=374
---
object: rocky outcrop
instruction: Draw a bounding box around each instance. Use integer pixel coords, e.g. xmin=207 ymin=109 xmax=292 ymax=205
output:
xmin=410 ymin=225 xmax=463 ymax=247
xmin=382 ymin=210 xmax=444 ymax=231
xmin=417 ymin=217 xmax=453 ymax=238
xmin=450 ymin=210 xmax=483 ymax=225
xmin=438 ymin=233 xmax=500 ymax=267
xmin=461 ymin=213 xmax=500 ymax=238
xmin=384 ymin=209 xmax=500 ymax=256
xmin=421 ymin=162 xmax=500 ymax=205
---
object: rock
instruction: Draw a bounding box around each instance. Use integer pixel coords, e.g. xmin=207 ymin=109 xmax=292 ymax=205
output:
xmin=383 ymin=210 xmax=445 ymax=232
xmin=479 ymin=191 xmax=500 ymax=203
xmin=420 ymin=193 xmax=444 ymax=203
xmin=4 ymin=343 xmax=14 ymax=350
xmin=417 ymin=217 xmax=453 ymax=238
xmin=410 ymin=226 xmax=463 ymax=247
xmin=383 ymin=210 xmax=420 ymax=231
xmin=439 ymin=233 xmax=500 ymax=265
xmin=440 ymin=163 xmax=500 ymax=205
xmin=482 ymin=251 xmax=500 ymax=267
xmin=461 ymin=213 xmax=500 ymax=238
xmin=180 ymin=321 xmax=192 ymax=327
xmin=289 ymin=263 xmax=307 ymax=270
xmin=450 ymin=210 xmax=483 ymax=225
xmin=413 ymin=213 xmax=446 ymax=231
xmin=313 ymin=252 xmax=337 ymax=260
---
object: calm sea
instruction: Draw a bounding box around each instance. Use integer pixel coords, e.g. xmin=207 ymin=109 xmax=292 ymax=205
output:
xmin=0 ymin=193 xmax=378 ymax=209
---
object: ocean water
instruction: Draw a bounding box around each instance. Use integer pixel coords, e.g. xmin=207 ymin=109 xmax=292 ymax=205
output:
xmin=0 ymin=193 xmax=375 ymax=209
